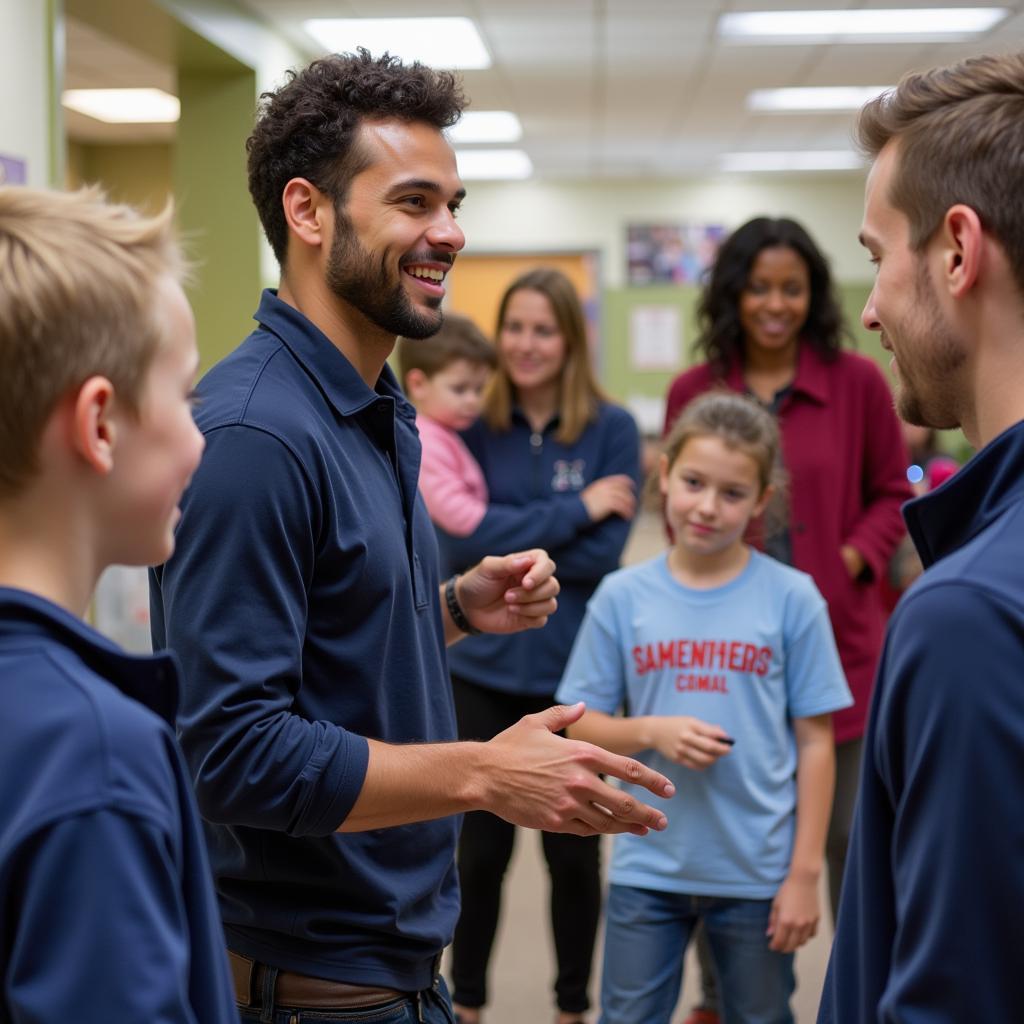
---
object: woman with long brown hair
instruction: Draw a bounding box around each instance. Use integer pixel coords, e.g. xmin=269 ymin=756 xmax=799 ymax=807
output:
xmin=438 ymin=268 xmax=641 ymax=1024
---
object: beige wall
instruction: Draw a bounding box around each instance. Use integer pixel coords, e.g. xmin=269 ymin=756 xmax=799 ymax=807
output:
xmin=455 ymin=174 xmax=870 ymax=287
xmin=0 ymin=0 xmax=52 ymax=186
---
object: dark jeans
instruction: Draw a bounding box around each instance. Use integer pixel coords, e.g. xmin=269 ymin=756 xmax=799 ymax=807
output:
xmin=237 ymin=976 xmax=455 ymax=1024
xmin=449 ymin=675 xmax=601 ymax=1015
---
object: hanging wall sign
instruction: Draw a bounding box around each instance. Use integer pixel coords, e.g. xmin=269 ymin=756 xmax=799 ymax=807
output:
xmin=0 ymin=154 xmax=28 ymax=185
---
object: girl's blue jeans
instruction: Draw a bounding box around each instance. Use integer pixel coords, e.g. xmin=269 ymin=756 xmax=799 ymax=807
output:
xmin=599 ymin=883 xmax=795 ymax=1024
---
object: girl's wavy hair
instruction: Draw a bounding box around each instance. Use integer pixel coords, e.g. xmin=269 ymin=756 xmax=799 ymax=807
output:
xmin=656 ymin=390 xmax=788 ymax=542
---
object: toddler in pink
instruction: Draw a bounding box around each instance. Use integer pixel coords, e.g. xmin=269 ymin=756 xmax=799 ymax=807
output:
xmin=397 ymin=314 xmax=497 ymax=536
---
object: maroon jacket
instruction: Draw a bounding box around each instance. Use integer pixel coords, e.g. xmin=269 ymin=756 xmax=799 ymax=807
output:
xmin=664 ymin=344 xmax=911 ymax=743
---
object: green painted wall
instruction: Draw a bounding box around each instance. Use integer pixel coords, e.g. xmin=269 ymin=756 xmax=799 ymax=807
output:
xmin=601 ymin=282 xmax=883 ymax=408
xmin=66 ymin=141 xmax=175 ymax=210
xmin=174 ymin=69 xmax=261 ymax=370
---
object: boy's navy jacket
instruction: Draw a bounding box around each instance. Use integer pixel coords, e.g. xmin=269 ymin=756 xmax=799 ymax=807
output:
xmin=0 ymin=588 xmax=236 ymax=1023
xmin=819 ymin=418 xmax=1024 ymax=1022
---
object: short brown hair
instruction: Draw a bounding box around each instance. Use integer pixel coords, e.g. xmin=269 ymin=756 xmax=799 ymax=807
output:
xmin=396 ymin=313 xmax=497 ymax=385
xmin=484 ymin=268 xmax=608 ymax=445
xmin=0 ymin=185 xmax=184 ymax=498
xmin=857 ymin=52 xmax=1024 ymax=290
xmin=247 ymin=49 xmax=466 ymax=265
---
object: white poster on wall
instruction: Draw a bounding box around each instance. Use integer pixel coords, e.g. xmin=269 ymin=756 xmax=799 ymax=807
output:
xmin=629 ymin=304 xmax=682 ymax=371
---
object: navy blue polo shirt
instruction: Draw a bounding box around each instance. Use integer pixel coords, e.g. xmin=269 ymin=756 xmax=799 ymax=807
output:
xmin=151 ymin=290 xmax=458 ymax=992
xmin=819 ymin=419 xmax=1024 ymax=1021
xmin=0 ymin=588 xmax=235 ymax=1023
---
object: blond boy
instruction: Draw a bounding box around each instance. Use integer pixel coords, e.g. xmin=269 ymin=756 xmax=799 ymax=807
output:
xmin=0 ymin=187 xmax=235 ymax=1022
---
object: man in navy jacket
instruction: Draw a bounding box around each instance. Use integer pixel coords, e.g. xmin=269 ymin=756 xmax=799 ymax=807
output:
xmin=819 ymin=52 xmax=1024 ymax=1021
xmin=151 ymin=50 xmax=674 ymax=1023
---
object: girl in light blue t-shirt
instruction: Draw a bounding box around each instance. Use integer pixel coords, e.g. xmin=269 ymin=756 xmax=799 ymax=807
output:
xmin=556 ymin=392 xmax=851 ymax=1024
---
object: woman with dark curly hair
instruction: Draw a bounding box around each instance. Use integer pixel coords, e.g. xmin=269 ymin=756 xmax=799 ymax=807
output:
xmin=664 ymin=217 xmax=911 ymax=1024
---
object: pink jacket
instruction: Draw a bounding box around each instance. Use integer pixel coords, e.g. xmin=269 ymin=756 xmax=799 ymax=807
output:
xmin=416 ymin=414 xmax=488 ymax=537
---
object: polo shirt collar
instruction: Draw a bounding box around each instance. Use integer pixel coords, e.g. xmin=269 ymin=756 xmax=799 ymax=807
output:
xmin=0 ymin=587 xmax=180 ymax=725
xmin=905 ymin=418 xmax=1024 ymax=569
xmin=253 ymin=289 xmax=417 ymax=423
xmin=723 ymin=339 xmax=831 ymax=406
xmin=511 ymin=405 xmax=561 ymax=432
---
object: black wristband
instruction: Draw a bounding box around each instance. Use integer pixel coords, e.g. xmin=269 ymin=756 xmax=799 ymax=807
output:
xmin=445 ymin=574 xmax=482 ymax=635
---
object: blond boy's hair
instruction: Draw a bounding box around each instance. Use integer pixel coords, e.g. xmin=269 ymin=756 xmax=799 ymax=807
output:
xmin=0 ymin=186 xmax=184 ymax=497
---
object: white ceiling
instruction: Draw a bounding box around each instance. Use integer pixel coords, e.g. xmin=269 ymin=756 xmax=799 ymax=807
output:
xmin=64 ymin=17 xmax=177 ymax=143
xmin=67 ymin=0 xmax=1024 ymax=175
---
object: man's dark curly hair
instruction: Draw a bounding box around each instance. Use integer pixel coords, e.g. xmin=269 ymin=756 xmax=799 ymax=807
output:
xmin=695 ymin=216 xmax=848 ymax=370
xmin=247 ymin=49 xmax=466 ymax=264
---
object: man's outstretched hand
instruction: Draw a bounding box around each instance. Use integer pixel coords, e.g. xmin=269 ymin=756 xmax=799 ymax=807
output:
xmin=481 ymin=702 xmax=675 ymax=836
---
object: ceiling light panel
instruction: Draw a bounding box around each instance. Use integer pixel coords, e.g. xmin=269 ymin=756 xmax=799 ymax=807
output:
xmin=455 ymin=149 xmax=533 ymax=180
xmin=720 ymin=151 xmax=865 ymax=172
xmin=718 ymin=8 xmax=1009 ymax=44
xmin=62 ymin=88 xmax=180 ymax=123
xmin=748 ymin=86 xmax=892 ymax=111
xmin=304 ymin=18 xmax=491 ymax=70
xmin=447 ymin=111 xmax=523 ymax=145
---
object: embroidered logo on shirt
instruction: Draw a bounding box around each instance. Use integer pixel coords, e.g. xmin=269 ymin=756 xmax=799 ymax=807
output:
xmin=552 ymin=459 xmax=586 ymax=491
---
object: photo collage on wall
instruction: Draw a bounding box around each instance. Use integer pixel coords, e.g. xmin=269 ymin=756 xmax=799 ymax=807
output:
xmin=626 ymin=222 xmax=726 ymax=286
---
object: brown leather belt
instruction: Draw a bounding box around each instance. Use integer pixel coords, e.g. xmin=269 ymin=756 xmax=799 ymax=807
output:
xmin=229 ymin=950 xmax=409 ymax=1010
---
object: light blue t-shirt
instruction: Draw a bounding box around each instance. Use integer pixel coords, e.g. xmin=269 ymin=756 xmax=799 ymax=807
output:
xmin=555 ymin=550 xmax=851 ymax=899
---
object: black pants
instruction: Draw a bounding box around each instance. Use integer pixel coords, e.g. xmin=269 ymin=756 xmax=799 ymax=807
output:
xmin=449 ymin=674 xmax=601 ymax=1015
xmin=826 ymin=736 xmax=864 ymax=924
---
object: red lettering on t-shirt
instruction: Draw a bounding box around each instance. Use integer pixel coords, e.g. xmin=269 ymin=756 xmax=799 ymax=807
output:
xmin=658 ymin=640 xmax=676 ymax=669
xmin=637 ymin=638 xmax=774 ymax=681
xmin=727 ymin=641 xmax=744 ymax=671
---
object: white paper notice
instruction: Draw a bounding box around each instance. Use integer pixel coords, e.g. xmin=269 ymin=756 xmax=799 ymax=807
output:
xmin=630 ymin=305 xmax=681 ymax=370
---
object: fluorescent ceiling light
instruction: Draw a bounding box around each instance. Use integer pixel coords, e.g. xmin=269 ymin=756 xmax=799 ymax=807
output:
xmin=304 ymin=18 xmax=491 ymax=69
xmin=748 ymin=86 xmax=892 ymax=112
xmin=455 ymin=149 xmax=533 ymax=180
xmin=447 ymin=111 xmax=522 ymax=145
xmin=62 ymin=88 xmax=180 ymax=124
xmin=719 ymin=8 xmax=1008 ymax=43
xmin=721 ymin=151 xmax=864 ymax=172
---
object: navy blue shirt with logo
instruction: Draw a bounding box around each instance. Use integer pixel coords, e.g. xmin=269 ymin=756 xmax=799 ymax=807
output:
xmin=442 ymin=402 xmax=641 ymax=696
xmin=0 ymin=588 xmax=236 ymax=1023
xmin=150 ymin=290 xmax=458 ymax=992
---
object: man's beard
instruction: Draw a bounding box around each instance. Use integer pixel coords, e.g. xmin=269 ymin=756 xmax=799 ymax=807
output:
xmin=892 ymin=261 xmax=965 ymax=430
xmin=326 ymin=213 xmax=448 ymax=340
